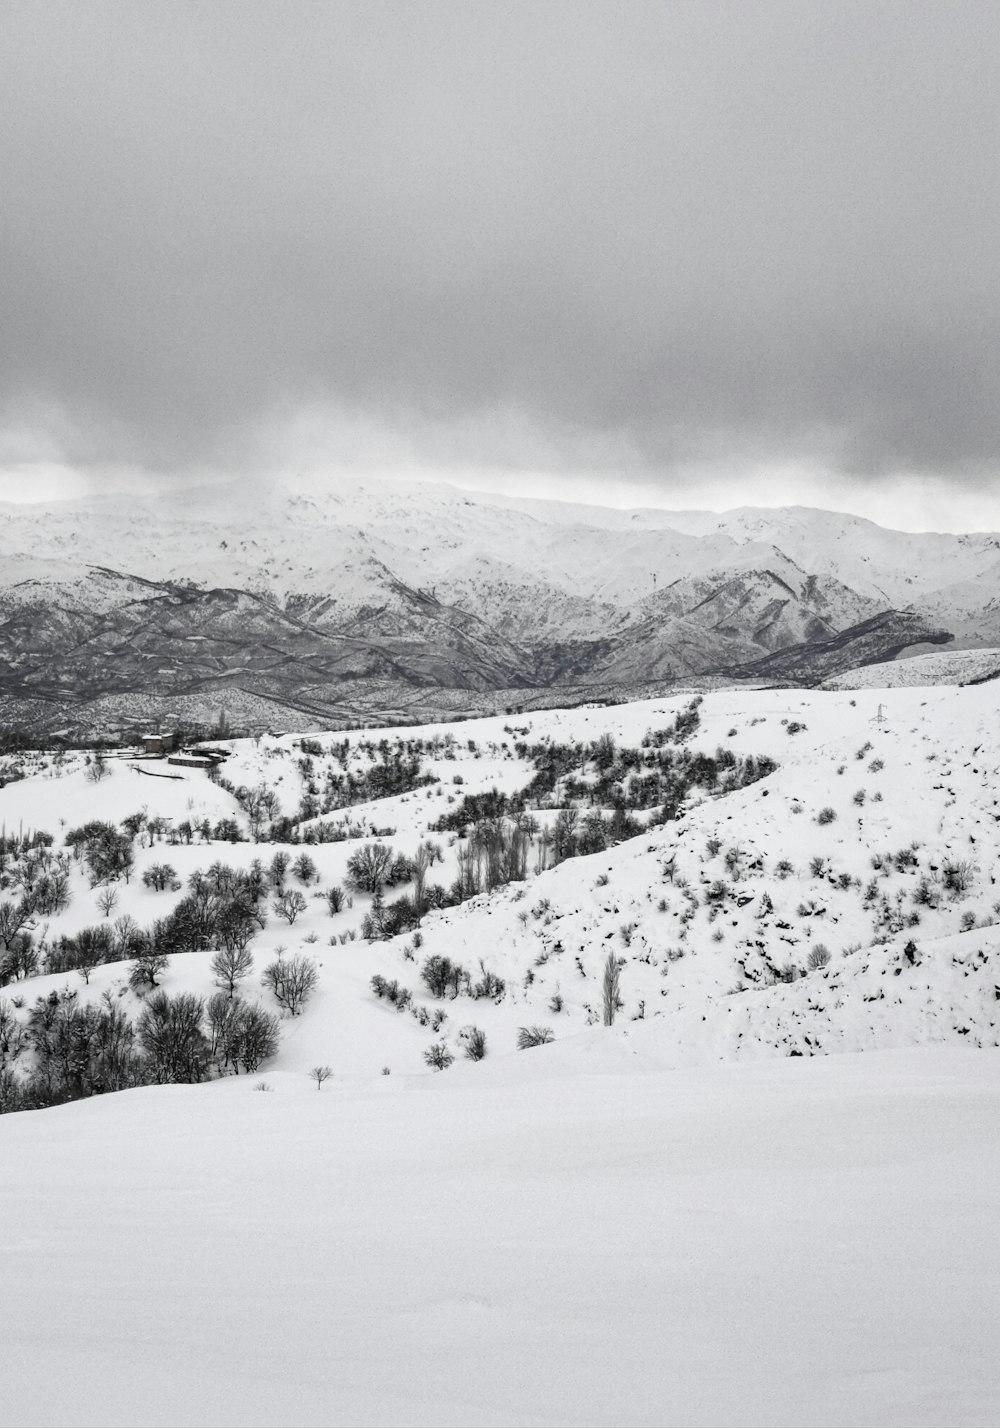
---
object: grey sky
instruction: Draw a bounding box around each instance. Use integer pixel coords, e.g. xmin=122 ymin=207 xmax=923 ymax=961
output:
xmin=2 ymin=1 xmax=999 ymax=521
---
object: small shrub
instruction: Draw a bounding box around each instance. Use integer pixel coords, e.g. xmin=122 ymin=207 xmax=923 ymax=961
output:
xmin=421 ymin=954 xmax=466 ymax=999
xmin=517 ymin=1026 xmax=555 ymax=1049
xmin=423 ymin=1041 xmax=454 ymax=1070
xmin=816 ymin=807 xmax=836 ymax=825
xmin=807 ymin=946 xmax=831 ymax=970
xmin=460 ymin=1026 xmax=487 ymax=1061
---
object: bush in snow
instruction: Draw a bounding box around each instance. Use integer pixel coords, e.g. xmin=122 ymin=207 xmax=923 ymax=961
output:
xmin=943 ymin=860 xmax=974 ymax=896
xmin=517 ymin=1026 xmax=554 ymax=1049
xmin=423 ymin=1041 xmax=454 ymax=1070
xmin=459 ymin=1025 xmax=487 ymax=1061
xmin=421 ymin=954 xmax=466 ymax=999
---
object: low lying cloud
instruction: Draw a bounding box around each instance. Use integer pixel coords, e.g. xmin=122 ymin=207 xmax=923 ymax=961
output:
xmin=2 ymin=1 xmax=999 ymax=502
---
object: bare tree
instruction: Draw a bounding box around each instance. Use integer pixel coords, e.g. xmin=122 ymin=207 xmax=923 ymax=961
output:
xmin=262 ymin=953 xmax=318 ymax=1015
xmin=238 ymin=1004 xmax=281 ymax=1071
xmin=0 ymin=897 xmax=36 ymax=951
xmin=96 ymin=887 xmax=119 ymax=919
xmin=142 ymin=863 xmax=176 ymax=891
xmin=292 ymin=853 xmax=319 ymax=885
xmin=211 ymin=945 xmax=254 ymax=996
xmin=86 ymin=748 xmax=110 ymax=783
xmin=310 ymin=1064 xmax=333 ymax=1090
xmin=345 ymin=842 xmax=395 ymax=895
xmin=602 ymin=952 xmax=622 ymax=1026
xmin=268 ymin=851 xmax=290 ymax=890
xmin=129 ymin=949 xmax=170 ymax=992
xmin=517 ymin=1026 xmax=554 ymax=1049
xmin=272 ymin=889 xmax=308 ymax=924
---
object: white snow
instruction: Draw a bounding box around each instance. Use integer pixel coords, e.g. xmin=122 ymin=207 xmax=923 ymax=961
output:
xmin=823 ymin=647 xmax=1000 ymax=689
xmin=1 ymin=1045 xmax=998 ymax=1427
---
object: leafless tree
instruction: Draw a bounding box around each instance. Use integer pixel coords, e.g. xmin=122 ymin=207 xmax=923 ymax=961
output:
xmin=96 ymin=887 xmax=119 ymax=919
xmin=273 ymin=889 xmax=307 ymax=924
xmin=602 ymin=952 xmax=623 ymax=1026
xmin=262 ymin=953 xmax=318 ymax=1015
xmin=211 ymin=945 xmax=254 ymax=996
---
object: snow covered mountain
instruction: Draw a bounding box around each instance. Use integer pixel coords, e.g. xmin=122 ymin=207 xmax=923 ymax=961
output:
xmin=0 ymin=476 xmax=988 ymax=735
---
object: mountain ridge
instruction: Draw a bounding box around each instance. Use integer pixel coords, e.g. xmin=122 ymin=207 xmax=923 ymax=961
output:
xmin=0 ymin=477 xmax=990 ymax=735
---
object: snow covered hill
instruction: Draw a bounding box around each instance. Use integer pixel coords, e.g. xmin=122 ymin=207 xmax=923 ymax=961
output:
xmin=1 ymin=681 xmax=1000 ymax=1424
xmin=824 ymin=646 xmax=1000 ymax=689
xmin=3 ymin=681 xmax=1000 ymax=1083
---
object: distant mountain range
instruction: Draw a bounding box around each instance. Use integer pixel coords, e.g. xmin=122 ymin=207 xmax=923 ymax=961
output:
xmin=0 ymin=475 xmax=989 ymax=736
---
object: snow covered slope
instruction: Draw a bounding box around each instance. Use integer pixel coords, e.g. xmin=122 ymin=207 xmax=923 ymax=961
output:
xmin=824 ymin=646 xmax=1000 ymax=689
xmin=2 ymin=1045 xmax=997 ymax=1427
xmin=2 ymin=683 xmax=1000 ymax=1424
xmin=3 ymin=681 xmax=1000 ymax=1081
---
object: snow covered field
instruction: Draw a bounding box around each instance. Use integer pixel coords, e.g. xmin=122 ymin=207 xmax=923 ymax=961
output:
xmin=2 ymin=683 xmax=1000 ymax=1424
xmin=3 ymin=1042 xmax=998 ymax=1428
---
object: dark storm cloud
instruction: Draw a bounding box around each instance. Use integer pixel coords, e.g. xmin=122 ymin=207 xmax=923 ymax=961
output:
xmin=2 ymin=0 xmax=999 ymax=480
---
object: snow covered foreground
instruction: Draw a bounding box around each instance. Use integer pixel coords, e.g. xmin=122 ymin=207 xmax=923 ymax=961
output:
xmin=2 ymin=1042 xmax=998 ymax=1428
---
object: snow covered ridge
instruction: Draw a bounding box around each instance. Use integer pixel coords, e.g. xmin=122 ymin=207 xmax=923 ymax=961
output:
xmin=823 ymin=645 xmax=1000 ymax=689
xmin=0 ymin=478 xmax=990 ymax=736
xmin=1 ymin=682 xmax=999 ymax=1112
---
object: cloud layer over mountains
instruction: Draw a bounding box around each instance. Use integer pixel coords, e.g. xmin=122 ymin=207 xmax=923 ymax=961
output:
xmin=2 ymin=1 xmax=1000 ymax=495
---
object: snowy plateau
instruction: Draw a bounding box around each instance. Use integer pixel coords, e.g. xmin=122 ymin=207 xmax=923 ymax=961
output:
xmin=1 ymin=666 xmax=1000 ymax=1425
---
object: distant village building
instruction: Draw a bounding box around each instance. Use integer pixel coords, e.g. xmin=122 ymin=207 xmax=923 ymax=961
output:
xmin=141 ymin=735 xmax=171 ymax=755
xmin=167 ymin=754 xmax=216 ymax=769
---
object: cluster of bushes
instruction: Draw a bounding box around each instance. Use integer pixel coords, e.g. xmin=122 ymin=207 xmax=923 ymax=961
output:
xmin=0 ymin=983 xmax=282 ymax=1114
xmin=12 ymin=857 xmax=307 ymax=984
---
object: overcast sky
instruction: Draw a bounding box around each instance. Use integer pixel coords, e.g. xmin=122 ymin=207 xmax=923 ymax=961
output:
xmin=2 ymin=1 xmax=999 ymax=529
